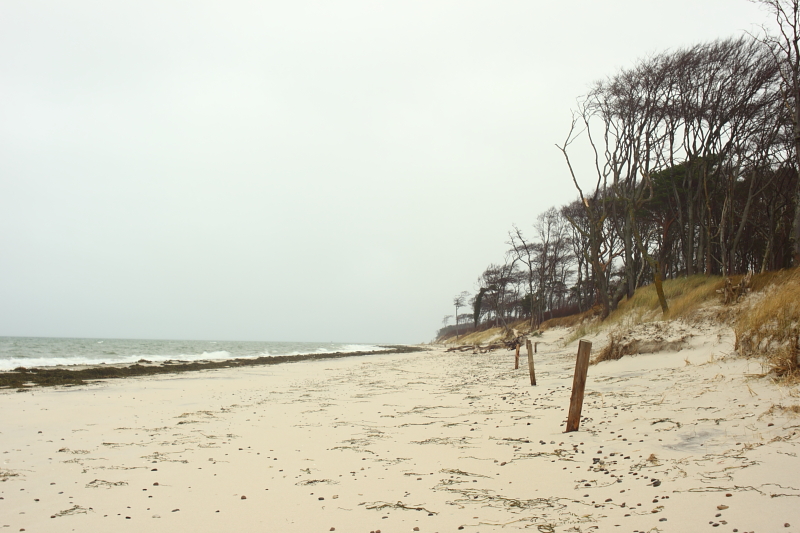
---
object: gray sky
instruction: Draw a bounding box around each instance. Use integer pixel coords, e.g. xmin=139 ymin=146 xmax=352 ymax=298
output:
xmin=0 ymin=1 xmax=767 ymax=343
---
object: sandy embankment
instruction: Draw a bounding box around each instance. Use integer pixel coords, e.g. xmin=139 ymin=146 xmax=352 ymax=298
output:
xmin=1 ymin=325 xmax=798 ymax=532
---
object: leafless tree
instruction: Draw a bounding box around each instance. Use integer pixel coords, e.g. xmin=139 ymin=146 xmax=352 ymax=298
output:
xmin=558 ymin=111 xmax=615 ymax=319
xmin=508 ymin=225 xmax=539 ymax=329
xmin=452 ymin=291 xmax=470 ymax=339
xmin=752 ymin=0 xmax=800 ymax=264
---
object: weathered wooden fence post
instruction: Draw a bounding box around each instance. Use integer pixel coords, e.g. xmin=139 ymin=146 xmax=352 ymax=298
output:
xmin=526 ymin=339 xmax=536 ymax=386
xmin=514 ymin=343 xmax=520 ymax=369
xmin=565 ymin=340 xmax=592 ymax=432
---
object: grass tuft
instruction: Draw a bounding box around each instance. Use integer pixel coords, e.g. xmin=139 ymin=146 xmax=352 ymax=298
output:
xmin=735 ymin=269 xmax=800 ymax=380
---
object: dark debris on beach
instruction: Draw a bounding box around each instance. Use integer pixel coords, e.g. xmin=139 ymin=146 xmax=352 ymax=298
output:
xmin=0 ymin=345 xmax=425 ymax=390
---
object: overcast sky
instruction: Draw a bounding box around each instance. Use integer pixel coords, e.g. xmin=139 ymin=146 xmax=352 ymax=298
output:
xmin=0 ymin=1 xmax=769 ymax=343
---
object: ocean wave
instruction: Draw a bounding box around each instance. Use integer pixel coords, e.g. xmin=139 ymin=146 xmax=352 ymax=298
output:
xmin=0 ymin=344 xmax=392 ymax=371
xmin=0 ymin=351 xmax=234 ymax=371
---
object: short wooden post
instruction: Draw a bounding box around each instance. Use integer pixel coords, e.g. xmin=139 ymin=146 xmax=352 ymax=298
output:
xmin=526 ymin=339 xmax=536 ymax=386
xmin=534 ymin=342 xmax=538 ymax=353
xmin=514 ymin=344 xmax=520 ymax=369
xmin=565 ymin=340 xmax=592 ymax=432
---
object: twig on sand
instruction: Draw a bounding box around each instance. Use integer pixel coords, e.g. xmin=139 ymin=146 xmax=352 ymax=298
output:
xmin=361 ymin=501 xmax=437 ymax=514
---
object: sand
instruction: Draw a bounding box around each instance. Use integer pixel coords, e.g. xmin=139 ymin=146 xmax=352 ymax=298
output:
xmin=1 ymin=324 xmax=798 ymax=532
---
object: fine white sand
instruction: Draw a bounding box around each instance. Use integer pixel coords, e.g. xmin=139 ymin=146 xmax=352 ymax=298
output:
xmin=2 ymin=324 xmax=799 ymax=532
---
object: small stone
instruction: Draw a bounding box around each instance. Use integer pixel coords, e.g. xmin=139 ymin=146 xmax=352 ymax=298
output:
xmin=330 ymin=529 xmax=335 ymax=532
xmin=659 ymin=518 xmax=667 ymax=522
xmin=717 ymin=505 xmax=728 ymax=510
xmin=241 ymin=495 xmax=247 ymax=500
xmin=785 ymin=524 xmax=791 ymax=528
xmin=414 ymin=528 xmax=420 ymax=532
xmin=153 ymin=482 xmax=159 ymax=486
xmin=726 ymin=493 xmax=732 ymax=497
xmin=318 ymin=497 xmax=324 ymax=500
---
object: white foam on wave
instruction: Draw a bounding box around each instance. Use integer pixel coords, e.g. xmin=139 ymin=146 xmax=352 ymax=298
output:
xmin=0 ymin=344 xmax=393 ymax=371
xmin=279 ymin=344 xmax=390 ymax=357
xmin=0 ymin=351 xmax=235 ymax=371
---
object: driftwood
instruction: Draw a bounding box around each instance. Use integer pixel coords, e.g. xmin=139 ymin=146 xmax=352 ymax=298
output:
xmin=475 ymin=343 xmax=503 ymax=353
xmin=447 ymin=335 xmax=526 ymax=355
xmin=445 ymin=345 xmax=474 ymax=353
xmin=717 ymin=271 xmax=752 ymax=304
xmin=503 ymin=336 xmax=524 ymax=350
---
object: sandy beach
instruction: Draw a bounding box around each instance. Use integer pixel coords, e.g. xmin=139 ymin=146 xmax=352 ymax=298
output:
xmin=2 ymin=324 xmax=798 ymax=532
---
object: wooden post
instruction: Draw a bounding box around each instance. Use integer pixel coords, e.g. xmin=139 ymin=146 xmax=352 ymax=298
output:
xmin=565 ymin=340 xmax=592 ymax=433
xmin=526 ymin=339 xmax=536 ymax=386
xmin=534 ymin=342 xmax=538 ymax=353
xmin=514 ymin=344 xmax=520 ymax=369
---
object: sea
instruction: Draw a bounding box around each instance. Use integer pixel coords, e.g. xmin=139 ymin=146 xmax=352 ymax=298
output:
xmin=0 ymin=337 xmax=390 ymax=371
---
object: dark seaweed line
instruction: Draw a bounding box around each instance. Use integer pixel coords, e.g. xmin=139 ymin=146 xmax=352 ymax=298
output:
xmin=0 ymin=345 xmax=425 ymax=390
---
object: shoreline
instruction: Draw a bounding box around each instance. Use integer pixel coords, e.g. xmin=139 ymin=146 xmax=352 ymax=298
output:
xmin=0 ymin=345 xmax=426 ymax=389
xmin=1 ymin=325 xmax=798 ymax=532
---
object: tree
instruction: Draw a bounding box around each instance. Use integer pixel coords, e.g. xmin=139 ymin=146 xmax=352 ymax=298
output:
xmin=753 ymin=0 xmax=800 ymax=265
xmin=558 ymin=114 xmax=614 ymax=319
xmin=508 ymin=225 xmax=539 ymax=329
xmin=471 ymin=288 xmax=488 ymax=330
xmin=452 ymin=291 xmax=470 ymax=340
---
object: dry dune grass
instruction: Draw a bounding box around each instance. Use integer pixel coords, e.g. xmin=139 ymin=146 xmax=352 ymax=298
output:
xmin=612 ymin=274 xmax=725 ymax=323
xmin=444 ymin=318 xmax=537 ymax=346
xmin=445 ymin=327 xmax=500 ymax=346
xmin=735 ymin=269 xmax=800 ymax=380
xmin=541 ymin=307 xmax=600 ymax=331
